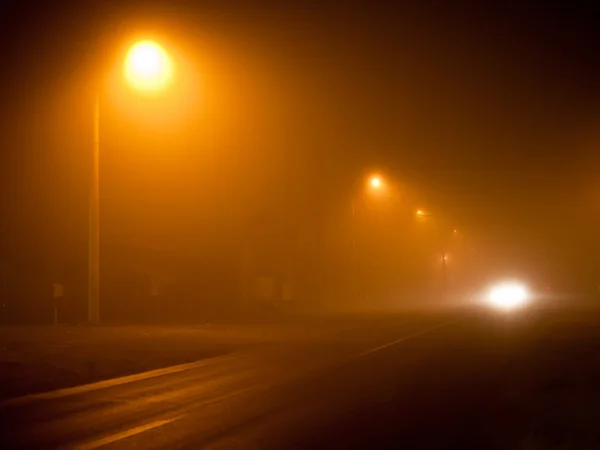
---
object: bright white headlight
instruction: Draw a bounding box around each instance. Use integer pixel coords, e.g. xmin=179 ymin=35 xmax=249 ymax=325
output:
xmin=487 ymin=283 xmax=528 ymax=309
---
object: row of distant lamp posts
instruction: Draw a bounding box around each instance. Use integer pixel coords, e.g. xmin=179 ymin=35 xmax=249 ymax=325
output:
xmin=348 ymin=174 xmax=461 ymax=303
xmin=89 ymin=39 xmax=175 ymax=323
xmin=86 ymin=36 xmax=464 ymax=322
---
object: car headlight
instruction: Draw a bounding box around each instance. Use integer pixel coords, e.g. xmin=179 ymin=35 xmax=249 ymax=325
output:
xmin=486 ymin=282 xmax=528 ymax=310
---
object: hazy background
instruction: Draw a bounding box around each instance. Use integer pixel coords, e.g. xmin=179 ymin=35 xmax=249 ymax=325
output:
xmin=1 ymin=1 xmax=599 ymax=321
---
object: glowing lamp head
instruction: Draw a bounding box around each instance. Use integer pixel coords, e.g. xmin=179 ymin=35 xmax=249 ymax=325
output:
xmin=370 ymin=176 xmax=382 ymax=189
xmin=124 ymin=40 xmax=173 ymax=92
xmin=487 ymin=282 xmax=528 ymax=310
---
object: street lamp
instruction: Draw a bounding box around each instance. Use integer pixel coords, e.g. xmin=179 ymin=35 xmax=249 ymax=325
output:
xmin=352 ymin=174 xmax=386 ymax=217
xmin=123 ymin=40 xmax=174 ymax=92
xmin=369 ymin=176 xmax=382 ymax=189
xmin=89 ymin=39 xmax=174 ymax=324
xmin=416 ymin=209 xmax=434 ymax=217
xmin=348 ymin=173 xmax=388 ymax=302
xmin=415 ymin=209 xmax=461 ymax=302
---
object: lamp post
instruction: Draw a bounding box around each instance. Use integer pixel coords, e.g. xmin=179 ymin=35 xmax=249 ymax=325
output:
xmin=348 ymin=174 xmax=387 ymax=302
xmin=416 ymin=210 xmax=460 ymax=303
xmin=351 ymin=175 xmax=385 ymax=250
xmin=88 ymin=39 xmax=173 ymax=324
xmin=89 ymin=93 xmax=101 ymax=323
xmin=442 ymin=252 xmax=448 ymax=302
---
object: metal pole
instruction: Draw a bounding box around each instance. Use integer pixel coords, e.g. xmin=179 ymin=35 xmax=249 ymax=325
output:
xmin=351 ymin=199 xmax=356 ymax=253
xmin=350 ymin=198 xmax=362 ymax=300
xmin=89 ymin=93 xmax=100 ymax=323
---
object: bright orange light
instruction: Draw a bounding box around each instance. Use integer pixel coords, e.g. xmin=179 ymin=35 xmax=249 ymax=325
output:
xmin=370 ymin=176 xmax=382 ymax=189
xmin=123 ymin=40 xmax=173 ymax=92
xmin=417 ymin=210 xmax=424 ymax=216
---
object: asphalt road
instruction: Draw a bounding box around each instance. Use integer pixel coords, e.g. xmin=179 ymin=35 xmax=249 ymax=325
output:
xmin=0 ymin=311 xmax=543 ymax=449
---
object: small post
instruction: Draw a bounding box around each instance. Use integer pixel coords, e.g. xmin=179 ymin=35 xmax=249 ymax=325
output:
xmin=442 ymin=252 xmax=447 ymax=302
xmin=52 ymin=282 xmax=64 ymax=326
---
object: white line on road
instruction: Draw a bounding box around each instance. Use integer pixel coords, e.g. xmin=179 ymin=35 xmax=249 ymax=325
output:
xmin=0 ymin=353 xmax=235 ymax=407
xmin=73 ymin=414 xmax=186 ymax=450
xmin=1 ymin=317 xmax=462 ymax=409
xmin=72 ymin=320 xmax=462 ymax=449
xmin=353 ymin=317 xmax=462 ymax=359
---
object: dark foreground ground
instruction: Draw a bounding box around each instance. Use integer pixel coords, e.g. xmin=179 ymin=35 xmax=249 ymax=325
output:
xmin=0 ymin=321 xmax=329 ymax=400
xmin=0 ymin=305 xmax=599 ymax=449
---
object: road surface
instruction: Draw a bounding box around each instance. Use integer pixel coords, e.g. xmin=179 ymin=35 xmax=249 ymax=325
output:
xmin=0 ymin=310 xmax=564 ymax=449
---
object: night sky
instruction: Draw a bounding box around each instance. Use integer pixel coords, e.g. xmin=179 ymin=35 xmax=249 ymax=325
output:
xmin=1 ymin=1 xmax=600 ymax=292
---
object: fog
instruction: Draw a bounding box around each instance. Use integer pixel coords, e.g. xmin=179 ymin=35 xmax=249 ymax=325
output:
xmin=1 ymin=1 xmax=599 ymax=323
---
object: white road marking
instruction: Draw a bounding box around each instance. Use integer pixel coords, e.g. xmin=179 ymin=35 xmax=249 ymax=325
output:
xmin=353 ymin=317 xmax=462 ymax=359
xmin=73 ymin=414 xmax=186 ymax=450
xmin=0 ymin=353 xmax=235 ymax=407
xmin=1 ymin=317 xmax=462 ymax=409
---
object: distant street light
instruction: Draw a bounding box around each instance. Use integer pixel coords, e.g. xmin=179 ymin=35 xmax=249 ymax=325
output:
xmin=348 ymin=172 xmax=389 ymax=302
xmin=415 ymin=209 xmax=462 ymax=302
xmin=370 ymin=176 xmax=382 ymax=189
xmin=89 ymin=38 xmax=174 ymax=324
xmin=352 ymin=174 xmax=387 ymax=218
